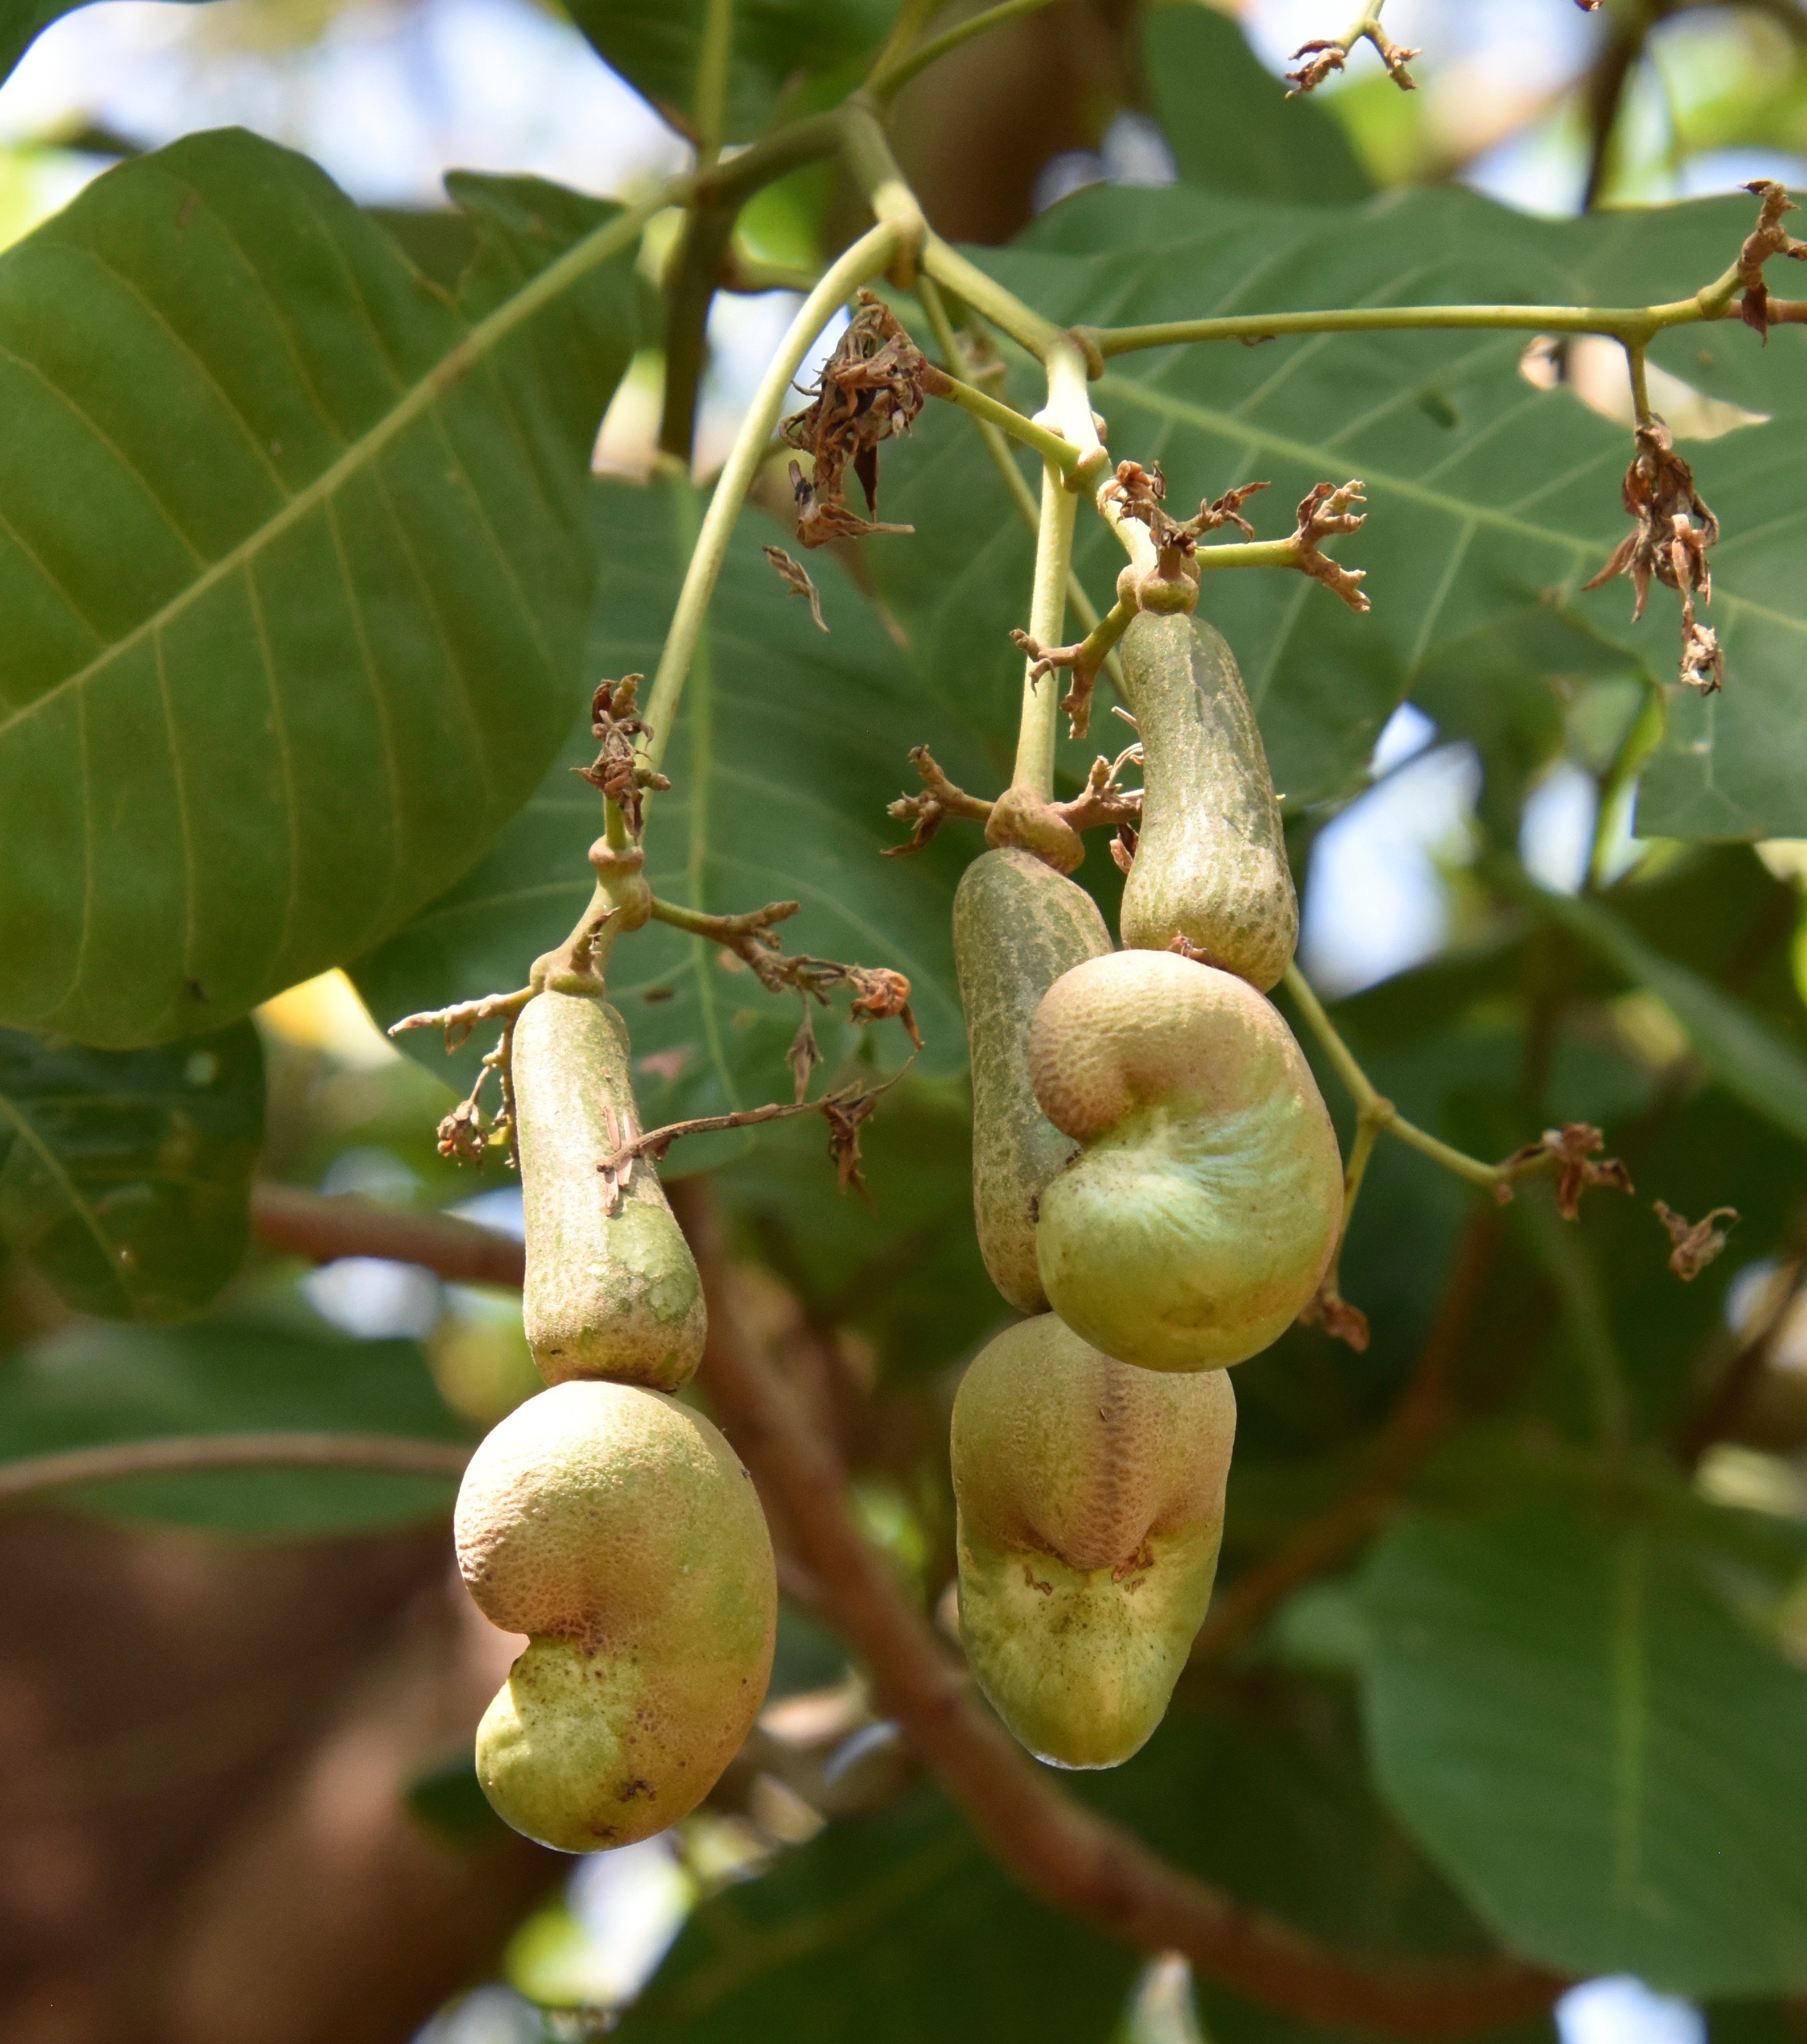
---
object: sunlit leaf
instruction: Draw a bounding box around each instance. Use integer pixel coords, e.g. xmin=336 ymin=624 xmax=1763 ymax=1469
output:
xmin=0 ymin=134 xmax=640 ymax=1046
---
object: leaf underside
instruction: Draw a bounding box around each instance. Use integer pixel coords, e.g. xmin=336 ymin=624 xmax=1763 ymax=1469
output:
xmin=0 ymin=129 xmax=639 ymax=1048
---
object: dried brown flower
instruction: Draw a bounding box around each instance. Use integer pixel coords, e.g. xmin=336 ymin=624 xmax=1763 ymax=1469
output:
xmin=574 ymin=674 xmax=671 ymax=836
xmin=1735 ymin=181 xmax=1807 ymax=340
xmin=1292 ymin=480 xmax=1371 ymax=612
xmin=762 ymin=544 xmax=828 ymax=631
xmin=1502 ymin=1122 xmax=1634 ymax=1219
xmin=1299 ymin=1282 xmax=1371 ymax=1351
xmin=783 ymin=292 xmax=926 ymax=549
xmin=1583 ymin=419 xmax=1723 ymax=695
xmin=436 ymin=1098 xmax=488 ymax=1167
xmin=1654 ymin=1201 xmax=1739 ymax=1280
xmin=1286 ymin=27 xmax=1418 ymax=96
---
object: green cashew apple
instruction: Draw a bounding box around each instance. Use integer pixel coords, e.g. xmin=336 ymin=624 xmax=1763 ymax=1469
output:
xmin=954 ymin=847 xmax=1113 ymax=1314
xmin=1117 ymin=610 xmax=1296 ymax=991
xmin=951 ymin=1313 xmax=1235 ymax=1769
xmin=1030 ymin=948 xmax=1342 ymax=1371
xmin=513 ymin=989 xmax=706 ymax=1389
xmin=454 ymin=1379 xmax=775 ymax=1852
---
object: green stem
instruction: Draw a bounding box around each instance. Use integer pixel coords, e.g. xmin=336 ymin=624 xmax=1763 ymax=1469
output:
xmin=1085 ymin=294 xmax=1738 ymax=358
xmin=1283 ymin=964 xmax=1519 ymax=1196
xmin=1195 ymin=537 xmax=1314 ymax=576
xmin=1012 ymin=454 xmax=1078 ymax=799
xmin=925 ymin=369 xmax=1078 ymax=471
xmin=659 ymin=201 xmax=738 ymax=463
xmin=694 ymin=0 xmax=736 ymax=165
xmin=1626 ymin=341 xmax=1653 ymax=426
xmin=641 ymin=218 xmax=905 ymax=777
xmin=867 ymin=0 xmax=1065 ymax=100
xmin=921 ymin=233 xmax=1067 ymax=361
xmin=915 ymin=273 xmax=1122 ymax=682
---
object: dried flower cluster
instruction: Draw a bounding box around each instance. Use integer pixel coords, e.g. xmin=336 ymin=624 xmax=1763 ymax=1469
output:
xmin=1584 ymin=420 xmax=1723 ymax=694
xmin=1654 ymin=1201 xmax=1739 ymax=1280
xmin=1286 ymin=26 xmax=1418 ymax=96
xmin=762 ymin=544 xmax=829 ymax=631
xmin=574 ymin=675 xmax=671 ymax=836
xmin=784 ymin=291 xmax=927 ymax=548
xmin=1734 ymin=180 xmax=1807 ymax=339
xmin=1502 ymin=1123 xmax=1633 ymax=1220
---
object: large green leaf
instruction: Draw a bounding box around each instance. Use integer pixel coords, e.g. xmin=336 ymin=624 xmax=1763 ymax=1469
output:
xmin=1355 ymin=1496 xmax=1807 ymax=1994
xmin=878 ymin=183 xmax=1807 ymax=834
xmin=0 ymin=1019 xmax=261 ymax=1321
xmin=353 ymin=473 xmax=989 ymax=1153
xmin=0 ymin=133 xmax=641 ymax=1047
xmin=0 ymin=1307 xmax=467 ymax=1532
xmin=1142 ymin=2 xmax=1371 ymax=205
xmin=559 ymin=0 xmax=896 ymax=143
xmin=620 ymin=1787 xmax=1136 ymax=2041
xmin=1511 ymin=876 xmax=1807 ymax=1145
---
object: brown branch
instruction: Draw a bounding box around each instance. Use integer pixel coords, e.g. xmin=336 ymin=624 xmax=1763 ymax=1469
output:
xmin=668 ymin=1179 xmax=1563 ymax=2041
xmin=0 ymin=1432 xmax=471 ymax=1505
xmin=251 ymin=1185 xmax=526 ymax=1290
xmin=1193 ymin=1212 xmax=1496 ymax=1661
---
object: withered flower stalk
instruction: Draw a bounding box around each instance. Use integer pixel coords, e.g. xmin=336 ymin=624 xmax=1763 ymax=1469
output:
xmin=574 ymin=675 xmax=672 ymax=836
xmin=1583 ymin=418 xmax=1724 ymax=695
xmin=783 ymin=291 xmax=927 ymax=548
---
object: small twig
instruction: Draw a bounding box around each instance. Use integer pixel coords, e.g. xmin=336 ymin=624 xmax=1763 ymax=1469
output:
xmin=0 ymin=1430 xmax=471 ymax=1507
xmin=251 ymin=1184 xmax=526 ymax=1288
xmin=649 ymin=894 xmax=922 ymax=1049
xmin=1010 ymin=597 xmax=1135 ymax=739
xmin=1286 ymin=1 xmax=1420 ymax=96
xmin=883 ymin=744 xmax=996 ymax=855
xmin=600 ymin=1067 xmax=913 ymax=1204
xmin=388 ymin=984 xmax=533 ymax=1054
xmin=1282 ymin=966 xmax=1632 ymax=1216
xmin=884 ymin=742 xmax=1140 ymax=866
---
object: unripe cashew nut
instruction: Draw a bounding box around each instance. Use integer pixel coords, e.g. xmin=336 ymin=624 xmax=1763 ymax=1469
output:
xmin=1117 ymin=610 xmax=1297 ymax=991
xmin=952 ymin=1313 xmax=1235 ymax=1769
xmin=1030 ymin=949 xmax=1342 ymax=1371
xmin=954 ymin=847 xmax=1113 ymax=1315
xmin=455 ymin=1380 xmax=775 ymax=1852
xmin=513 ymin=990 xmax=706 ymax=1390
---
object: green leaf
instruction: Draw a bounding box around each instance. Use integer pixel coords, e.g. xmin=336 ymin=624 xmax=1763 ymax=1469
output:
xmin=1509 ymin=876 xmax=1807 ymax=1146
xmin=0 ymin=133 xmax=641 ymax=1047
xmin=558 ymin=0 xmax=896 ymax=143
xmin=880 ymin=184 xmax=1807 ymax=832
xmin=619 ymin=1786 xmax=1136 ymax=2041
xmin=0 ymin=1307 xmax=467 ymax=1533
xmin=1142 ymin=3 xmax=1371 ymax=205
xmin=1354 ymin=1496 xmax=1807 ymax=1994
xmin=354 ymin=473 xmax=989 ymax=1154
xmin=0 ymin=1020 xmax=262 ymax=1320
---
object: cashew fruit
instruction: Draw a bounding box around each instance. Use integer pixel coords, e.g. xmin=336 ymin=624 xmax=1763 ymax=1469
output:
xmin=954 ymin=847 xmax=1113 ymax=1313
xmin=1117 ymin=610 xmax=1296 ymax=991
xmin=951 ymin=1313 xmax=1235 ymax=1769
xmin=513 ymin=989 xmax=706 ymax=1390
xmin=1030 ymin=948 xmax=1342 ymax=1371
xmin=455 ymin=1379 xmax=775 ymax=1853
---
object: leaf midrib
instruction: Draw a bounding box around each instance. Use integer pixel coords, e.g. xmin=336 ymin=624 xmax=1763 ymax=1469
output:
xmin=0 ymin=189 xmax=653 ymax=746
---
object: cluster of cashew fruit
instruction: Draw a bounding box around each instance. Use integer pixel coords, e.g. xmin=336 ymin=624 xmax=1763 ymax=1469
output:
xmin=952 ymin=605 xmax=1344 ymax=1769
xmin=453 ymin=985 xmax=775 ymax=1853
